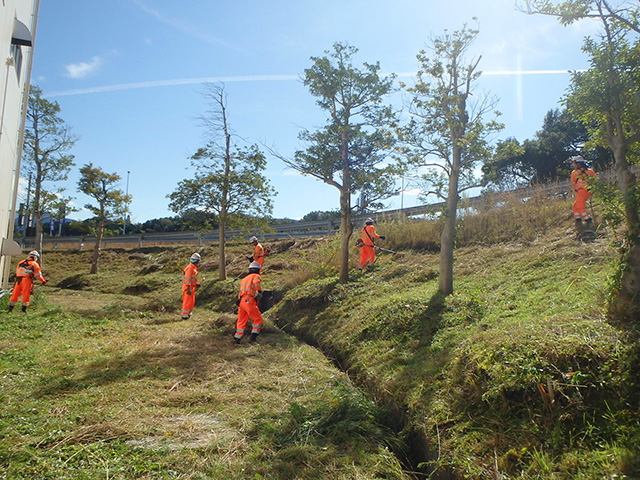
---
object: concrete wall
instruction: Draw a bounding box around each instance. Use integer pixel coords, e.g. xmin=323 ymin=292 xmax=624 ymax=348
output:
xmin=0 ymin=0 xmax=36 ymax=288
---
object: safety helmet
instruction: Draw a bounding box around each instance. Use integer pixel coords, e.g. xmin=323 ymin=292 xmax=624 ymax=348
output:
xmin=248 ymin=261 xmax=261 ymax=272
xmin=190 ymin=253 xmax=201 ymax=263
xmin=250 ymin=236 xmax=258 ymax=243
xmin=365 ymin=218 xmax=374 ymax=225
xmin=570 ymin=155 xmax=586 ymax=165
xmin=28 ymin=250 xmax=39 ymax=258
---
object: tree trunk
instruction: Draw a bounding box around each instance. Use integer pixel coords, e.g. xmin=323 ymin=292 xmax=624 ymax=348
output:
xmin=439 ymin=147 xmax=461 ymax=296
xmin=90 ymin=219 xmax=104 ymax=274
xmin=609 ymin=141 xmax=640 ymax=319
xmin=339 ymin=126 xmax=352 ymax=283
xmin=339 ymin=187 xmax=353 ymax=283
xmin=218 ymin=218 xmax=227 ymax=280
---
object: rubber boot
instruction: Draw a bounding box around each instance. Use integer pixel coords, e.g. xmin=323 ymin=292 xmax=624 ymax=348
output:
xmin=249 ymin=333 xmax=259 ymax=344
xmin=585 ymin=218 xmax=593 ymax=226
xmin=21 ymin=305 xmax=27 ymax=313
xmin=234 ymin=337 xmax=241 ymax=344
xmin=8 ymin=305 xmax=13 ymax=313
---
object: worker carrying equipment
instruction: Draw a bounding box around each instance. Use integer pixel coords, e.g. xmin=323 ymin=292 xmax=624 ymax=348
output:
xmin=357 ymin=218 xmax=385 ymax=272
xmin=247 ymin=236 xmax=269 ymax=273
xmin=570 ymin=156 xmax=596 ymax=224
xmin=181 ymin=252 xmax=201 ymax=320
xmin=234 ymin=261 xmax=263 ymax=344
xmin=8 ymin=250 xmax=47 ymax=313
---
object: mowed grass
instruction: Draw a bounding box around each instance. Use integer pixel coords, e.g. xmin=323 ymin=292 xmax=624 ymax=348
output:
xmin=0 ymin=241 xmax=410 ymax=479
xmin=3 ymin=187 xmax=639 ymax=479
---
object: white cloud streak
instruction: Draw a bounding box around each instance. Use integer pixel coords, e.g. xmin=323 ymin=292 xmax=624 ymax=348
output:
xmin=128 ymin=0 xmax=239 ymax=50
xmin=47 ymin=69 xmax=586 ymax=98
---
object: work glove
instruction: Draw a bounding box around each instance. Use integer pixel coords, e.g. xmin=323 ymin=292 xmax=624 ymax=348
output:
xmin=247 ymin=256 xmax=254 ymax=261
xmin=41 ymin=279 xmax=47 ymax=285
xmin=196 ymin=283 xmax=201 ymax=289
xmin=187 ymin=287 xmax=192 ymax=295
xmin=236 ymin=298 xmax=241 ymax=306
xmin=379 ymin=235 xmax=386 ymax=240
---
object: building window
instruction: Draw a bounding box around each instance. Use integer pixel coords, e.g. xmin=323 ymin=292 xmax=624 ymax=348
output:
xmin=10 ymin=43 xmax=22 ymax=81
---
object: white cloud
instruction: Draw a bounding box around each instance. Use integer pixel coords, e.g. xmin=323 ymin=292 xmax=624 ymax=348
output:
xmin=47 ymin=74 xmax=299 ymax=97
xmin=64 ymin=56 xmax=103 ymax=79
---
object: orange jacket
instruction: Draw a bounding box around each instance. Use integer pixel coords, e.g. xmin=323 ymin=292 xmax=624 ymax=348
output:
xmin=571 ymin=167 xmax=596 ymax=191
xmin=239 ymin=273 xmax=261 ymax=300
xmin=360 ymin=225 xmax=380 ymax=247
xmin=253 ymin=243 xmax=265 ymax=261
xmin=16 ymin=257 xmax=45 ymax=282
xmin=183 ymin=263 xmax=198 ymax=291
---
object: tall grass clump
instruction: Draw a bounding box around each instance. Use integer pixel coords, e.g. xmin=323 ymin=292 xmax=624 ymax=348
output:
xmin=379 ymin=186 xmax=574 ymax=253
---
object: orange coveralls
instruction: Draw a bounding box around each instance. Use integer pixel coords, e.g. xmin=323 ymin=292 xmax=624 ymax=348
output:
xmin=235 ymin=273 xmax=263 ymax=341
xmin=571 ymin=167 xmax=596 ymax=221
xmin=358 ymin=224 xmax=380 ymax=270
xmin=9 ymin=257 xmax=46 ymax=307
xmin=181 ymin=262 xmax=198 ymax=319
xmin=253 ymin=242 xmax=266 ymax=272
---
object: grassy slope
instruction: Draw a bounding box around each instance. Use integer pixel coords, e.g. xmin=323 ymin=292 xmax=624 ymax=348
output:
xmin=2 ymin=193 xmax=639 ymax=479
xmin=272 ymin=223 xmax=640 ymax=478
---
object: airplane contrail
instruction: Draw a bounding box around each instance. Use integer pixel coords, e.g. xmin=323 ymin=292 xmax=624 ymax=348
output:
xmin=47 ymin=69 xmax=584 ymax=97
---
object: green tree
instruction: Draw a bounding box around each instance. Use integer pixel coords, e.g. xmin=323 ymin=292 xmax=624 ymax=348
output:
xmin=276 ymin=42 xmax=399 ymax=283
xmin=399 ymin=24 xmax=503 ymax=295
xmin=483 ymin=108 xmax=612 ymax=189
xmin=22 ymin=85 xmax=77 ymax=258
xmin=524 ymin=0 xmax=640 ymax=318
xmin=168 ymin=83 xmax=275 ymax=281
xmin=77 ymin=164 xmax=131 ymax=274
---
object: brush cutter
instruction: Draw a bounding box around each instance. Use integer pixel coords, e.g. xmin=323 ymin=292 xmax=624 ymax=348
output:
xmin=374 ymin=245 xmax=398 ymax=254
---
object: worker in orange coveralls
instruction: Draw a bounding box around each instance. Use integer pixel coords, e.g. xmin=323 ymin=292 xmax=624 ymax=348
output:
xmin=234 ymin=261 xmax=263 ymax=344
xmin=570 ymin=156 xmax=596 ymax=225
xmin=247 ymin=236 xmax=268 ymax=273
xmin=181 ymin=252 xmax=201 ymax=320
xmin=8 ymin=250 xmax=47 ymax=313
xmin=357 ymin=218 xmax=385 ymax=272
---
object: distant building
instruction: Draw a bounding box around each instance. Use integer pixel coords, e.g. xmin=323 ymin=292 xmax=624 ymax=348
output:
xmin=0 ymin=0 xmax=38 ymax=289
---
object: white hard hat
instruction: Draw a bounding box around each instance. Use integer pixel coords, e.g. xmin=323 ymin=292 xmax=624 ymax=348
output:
xmin=365 ymin=218 xmax=374 ymax=225
xmin=190 ymin=253 xmax=201 ymax=263
xmin=250 ymin=236 xmax=258 ymax=243
xmin=29 ymin=250 xmax=40 ymax=258
xmin=249 ymin=261 xmax=261 ymax=271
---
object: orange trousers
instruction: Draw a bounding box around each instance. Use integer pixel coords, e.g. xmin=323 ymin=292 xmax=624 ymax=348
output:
xmin=235 ymin=296 xmax=263 ymax=339
xmin=573 ymin=188 xmax=592 ymax=221
xmin=181 ymin=288 xmax=196 ymax=318
xmin=358 ymin=245 xmax=376 ymax=270
xmin=9 ymin=277 xmax=34 ymax=306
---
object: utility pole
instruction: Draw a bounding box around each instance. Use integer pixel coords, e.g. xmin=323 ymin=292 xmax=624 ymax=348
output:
xmin=123 ymin=170 xmax=130 ymax=234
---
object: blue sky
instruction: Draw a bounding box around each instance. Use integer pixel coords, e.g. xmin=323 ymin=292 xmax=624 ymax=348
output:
xmin=30 ymin=0 xmax=596 ymax=222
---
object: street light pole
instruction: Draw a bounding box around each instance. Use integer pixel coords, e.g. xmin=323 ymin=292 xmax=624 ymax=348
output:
xmin=123 ymin=170 xmax=130 ymax=234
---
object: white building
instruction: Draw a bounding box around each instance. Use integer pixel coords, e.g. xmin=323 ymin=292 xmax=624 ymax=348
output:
xmin=0 ymin=0 xmax=38 ymax=290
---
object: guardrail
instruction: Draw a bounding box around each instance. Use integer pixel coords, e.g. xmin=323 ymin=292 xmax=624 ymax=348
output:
xmin=20 ymin=180 xmax=574 ymax=251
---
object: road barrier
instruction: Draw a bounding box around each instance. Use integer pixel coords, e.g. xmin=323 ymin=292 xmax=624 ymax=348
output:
xmin=20 ymin=180 xmax=575 ymax=251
